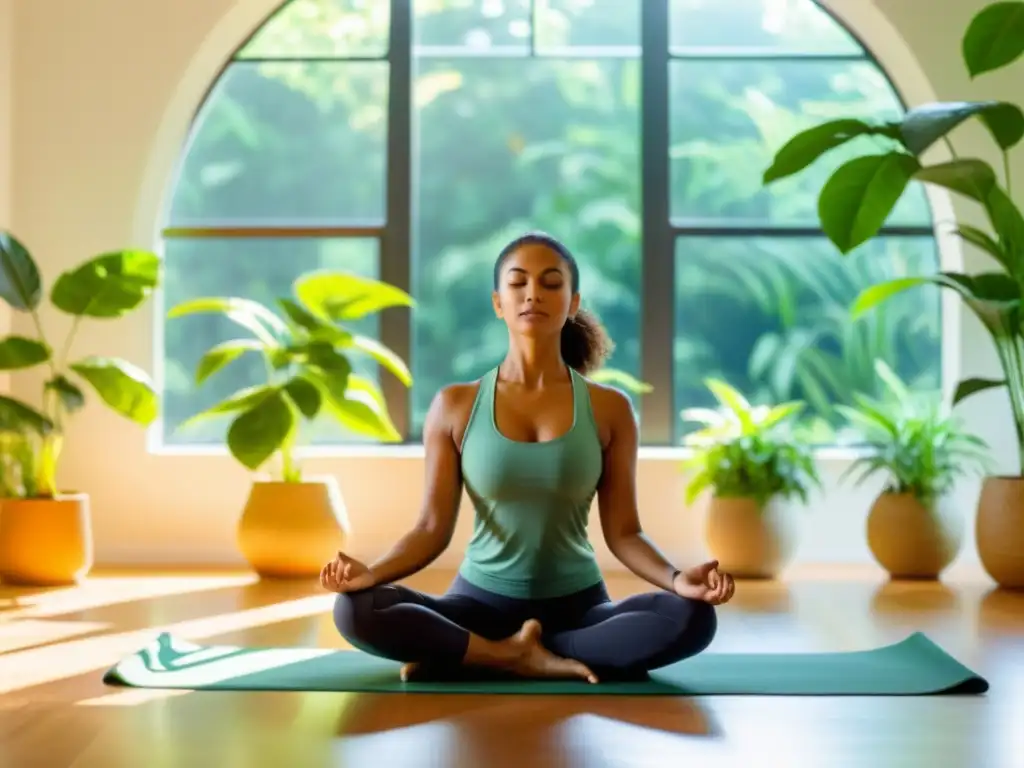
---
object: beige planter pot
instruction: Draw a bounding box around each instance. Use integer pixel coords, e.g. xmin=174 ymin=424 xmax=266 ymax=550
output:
xmin=866 ymin=491 xmax=961 ymax=579
xmin=0 ymin=492 xmax=93 ymax=585
xmin=704 ymin=495 xmax=798 ymax=579
xmin=237 ymin=476 xmax=350 ymax=579
xmin=976 ymin=476 xmax=1024 ymax=589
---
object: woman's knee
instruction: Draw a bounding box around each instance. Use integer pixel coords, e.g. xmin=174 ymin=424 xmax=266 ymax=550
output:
xmin=660 ymin=594 xmax=718 ymax=657
xmin=681 ymin=598 xmax=718 ymax=654
xmin=332 ymin=588 xmax=378 ymax=645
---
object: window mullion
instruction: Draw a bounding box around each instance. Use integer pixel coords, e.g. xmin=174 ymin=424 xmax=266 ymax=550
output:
xmin=381 ymin=0 xmax=413 ymax=441
xmin=640 ymin=0 xmax=674 ymax=446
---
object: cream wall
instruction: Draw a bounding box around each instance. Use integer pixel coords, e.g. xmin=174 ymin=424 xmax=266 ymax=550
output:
xmin=6 ymin=0 xmax=1019 ymax=577
xmin=0 ymin=0 xmax=12 ymax=394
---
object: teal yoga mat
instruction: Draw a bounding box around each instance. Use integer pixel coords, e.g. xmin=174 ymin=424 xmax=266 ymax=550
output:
xmin=102 ymin=631 xmax=987 ymax=696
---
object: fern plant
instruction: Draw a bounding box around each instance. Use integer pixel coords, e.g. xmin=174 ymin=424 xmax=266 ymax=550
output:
xmin=837 ymin=361 xmax=992 ymax=503
xmin=681 ymin=379 xmax=821 ymax=507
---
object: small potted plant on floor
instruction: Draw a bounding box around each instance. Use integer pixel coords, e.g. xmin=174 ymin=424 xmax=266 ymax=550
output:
xmin=168 ymin=269 xmax=414 ymax=579
xmin=761 ymin=1 xmax=1024 ymax=587
xmin=837 ymin=360 xmax=992 ymax=580
xmin=0 ymin=230 xmax=161 ymax=585
xmin=681 ymin=379 xmax=821 ymax=579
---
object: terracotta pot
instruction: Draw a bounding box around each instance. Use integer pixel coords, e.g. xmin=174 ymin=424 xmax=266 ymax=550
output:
xmin=976 ymin=476 xmax=1024 ymax=589
xmin=0 ymin=492 xmax=93 ymax=585
xmin=237 ymin=476 xmax=350 ymax=579
xmin=866 ymin=491 xmax=962 ymax=579
xmin=704 ymin=495 xmax=798 ymax=579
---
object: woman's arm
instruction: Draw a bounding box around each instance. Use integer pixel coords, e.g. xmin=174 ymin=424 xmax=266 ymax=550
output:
xmin=596 ymin=388 xmax=680 ymax=592
xmin=364 ymin=386 xmax=465 ymax=586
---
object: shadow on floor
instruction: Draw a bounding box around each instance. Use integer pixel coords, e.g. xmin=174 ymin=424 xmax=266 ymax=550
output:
xmin=335 ymin=690 xmax=720 ymax=739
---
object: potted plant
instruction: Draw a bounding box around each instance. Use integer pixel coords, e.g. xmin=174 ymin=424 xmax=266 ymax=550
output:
xmin=761 ymin=1 xmax=1024 ymax=588
xmin=168 ymin=269 xmax=414 ymax=579
xmin=681 ymin=379 xmax=820 ymax=579
xmin=0 ymin=230 xmax=161 ymax=585
xmin=837 ymin=360 xmax=992 ymax=580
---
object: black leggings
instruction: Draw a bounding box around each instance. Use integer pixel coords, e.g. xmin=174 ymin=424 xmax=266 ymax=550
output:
xmin=333 ymin=574 xmax=717 ymax=677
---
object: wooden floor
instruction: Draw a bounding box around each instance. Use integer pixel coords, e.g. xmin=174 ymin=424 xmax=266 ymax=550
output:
xmin=1 ymin=565 xmax=1022 ymax=768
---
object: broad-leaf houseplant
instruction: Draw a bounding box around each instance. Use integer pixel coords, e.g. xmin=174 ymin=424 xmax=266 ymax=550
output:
xmin=0 ymin=230 xmax=160 ymax=585
xmin=762 ymin=1 xmax=1024 ymax=588
xmin=169 ymin=269 xmax=414 ymax=578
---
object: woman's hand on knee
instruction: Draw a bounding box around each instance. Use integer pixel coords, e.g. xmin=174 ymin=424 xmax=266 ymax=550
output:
xmin=673 ymin=560 xmax=735 ymax=606
xmin=320 ymin=551 xmax=376 ymax=593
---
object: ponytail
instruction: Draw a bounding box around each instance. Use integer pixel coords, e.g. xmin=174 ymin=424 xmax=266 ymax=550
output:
xmin=560 ymin=306 xmax=614 ymax=375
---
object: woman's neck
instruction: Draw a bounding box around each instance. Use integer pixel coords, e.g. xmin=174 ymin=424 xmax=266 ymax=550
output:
xmin=499 ymin=337 xmax=567 ymax=387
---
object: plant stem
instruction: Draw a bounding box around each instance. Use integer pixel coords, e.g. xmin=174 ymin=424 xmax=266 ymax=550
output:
xmin=995 ymin=334 xmax=1024 ymax=475
xmin=24 ymin=303 xmax=64 ymax=498
xmin=36 ymin=432 xmax=63 ymax=497
xmin=57 ymin=316 xmax=81 ymax=369
xmin=279 ymin=439 xmax=301 ymax=483
xmin=1004 ymin=150 xmax=1012 ymax=200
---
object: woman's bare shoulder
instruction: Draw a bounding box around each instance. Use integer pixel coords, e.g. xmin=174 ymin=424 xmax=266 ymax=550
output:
xmin=582 ymin=378 xmax=637 ymax=446
xmin=427 ymin=378 xmax=485 ymax=448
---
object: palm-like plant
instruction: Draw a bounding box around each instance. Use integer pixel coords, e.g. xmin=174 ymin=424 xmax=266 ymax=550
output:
xmin=837 ymin=360 xmax=992 ymax=503
xmin=681 ymin=379 xmax=820 ymax=506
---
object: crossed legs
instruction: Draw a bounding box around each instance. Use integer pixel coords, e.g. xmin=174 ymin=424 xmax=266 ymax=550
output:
xmin=333 ymin=581 xmax=717 ymax=680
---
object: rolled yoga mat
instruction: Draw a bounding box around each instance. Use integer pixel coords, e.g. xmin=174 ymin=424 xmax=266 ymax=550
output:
xmin=102 ymin=631 xmax=988 ymax=696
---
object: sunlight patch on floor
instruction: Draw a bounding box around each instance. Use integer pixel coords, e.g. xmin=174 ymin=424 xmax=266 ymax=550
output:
xmin=1 ymin=594 xmax=333 ymax=695
xmin=0 ymin=573 xmax=256 ymax=621
xmin=0 ymin=619 xmax=111 ymax=654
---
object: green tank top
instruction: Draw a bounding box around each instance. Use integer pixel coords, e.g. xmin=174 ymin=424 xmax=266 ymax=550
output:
xmin=458 ymin=365 xmax=605 ymax=599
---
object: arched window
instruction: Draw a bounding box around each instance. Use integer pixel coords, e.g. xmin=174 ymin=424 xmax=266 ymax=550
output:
xmin=158 ymin=0 xmax=940 ymax=448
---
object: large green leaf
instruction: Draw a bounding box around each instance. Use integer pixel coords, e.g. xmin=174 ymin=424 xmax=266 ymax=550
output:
xmin=984 ymin=184 xmax=1024 ymax=260
xmin=322 ymin=373 xmax=401 ymax=442
xmin=167 ymin=297 xmax=289 ymax=346
xmin=294 ymin=271 xmax=415 ymax=322
xmin=963 ymin=1 xmax=1024 ymax=78
xmin=899 ymin=101 xmax=1024 ymax=154
xmin=343 ymin=334 xmax=412 ymax=386
xmin=914 ymin=159 xmax=997 ymax=203
xmin=45 ymin=375 xmax=85 ymax=413
xmin=181 ymin=384 xmax=279 ymax=428
xmin=953 ymin=377 xmax=1006 ymax=405
xmin=818 ymin=153 xmax=921 ymax=253
xmin=226 ymin=390 xmax=296 ymax=470
xmin=0 ymin=336 xmax=50 ymax=370
xmin=196 ymin=339 xmax=264 ymax=384
xmin=69 ymin=356 xmax=158 ymax=425
xmin=0 ymin=394 xmax=54 ymax=435
xmin=284 ymin=375 xmax=322 ymax=419
xmin=762 ymin=119 xmax=889 ymax=184
xmin=50 ymin=250 xmax=161 ymax=318
xmin=852 ymin=271 xmax=1021 ymax=333
xmin=952 ymin=224 xmax=1011 ymax=270
xmin=0 ymin=231 xmax=43 ymax=311
xmin=277 ymin=297 xmax=352 ymax=345
xmin=304 ymin=341 xmax=354 ymax=379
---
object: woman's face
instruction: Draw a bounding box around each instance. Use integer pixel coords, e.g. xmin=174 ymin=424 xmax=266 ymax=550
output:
xmin=493 ymin=243 xmax=579 ymax=337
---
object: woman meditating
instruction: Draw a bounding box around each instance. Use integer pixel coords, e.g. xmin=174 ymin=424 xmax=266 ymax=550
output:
xmin=322 ymin=232 xmax=736 ymax=684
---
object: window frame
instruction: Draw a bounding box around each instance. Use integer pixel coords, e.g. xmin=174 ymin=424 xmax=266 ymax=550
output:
xmin=159 ymin=0 xmax=939 ymax=448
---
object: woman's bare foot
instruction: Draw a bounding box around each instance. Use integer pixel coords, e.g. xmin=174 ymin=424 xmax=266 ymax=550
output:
xmin=401 ymin=620 xmax=599 ymax=684
xmin=504 ymin=619 xmax=598 ymax=684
